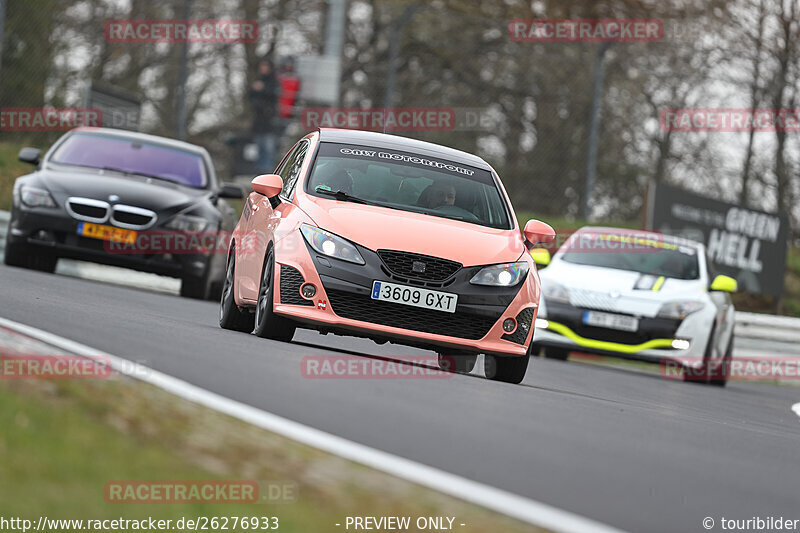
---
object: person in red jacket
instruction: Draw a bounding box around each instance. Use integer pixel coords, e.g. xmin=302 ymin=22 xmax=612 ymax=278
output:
xmin=277 ymin=57 xmax=301 ymax=138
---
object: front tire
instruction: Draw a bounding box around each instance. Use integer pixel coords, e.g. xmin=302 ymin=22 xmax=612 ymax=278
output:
xmin=484 ymin=354 xmax=529 ymax=384
xmin=708 ymin=335 xmax=733 ymax=387
xmin=4 ymin=240 xmax=57 ymax=273
xmin=253 ymin=248 xmax=296 ymax=342
xmin=219 ymin=249 xmax=255 ymax=332
xmin=181 ymin=270 xmax=212 ymax=299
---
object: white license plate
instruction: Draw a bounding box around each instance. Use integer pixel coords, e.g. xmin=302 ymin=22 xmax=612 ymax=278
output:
xmin=583 ymin=311 xmax=638 ymax=332
xmin=371 ymin=281 xmax=458 ymax=313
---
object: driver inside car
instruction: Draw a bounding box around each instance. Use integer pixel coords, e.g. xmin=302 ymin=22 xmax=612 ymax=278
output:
xmin=418 ymin=182 xmax=456 ymax=209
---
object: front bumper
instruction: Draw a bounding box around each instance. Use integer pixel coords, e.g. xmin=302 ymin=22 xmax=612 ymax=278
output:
xmin=271 ymin=231 xmax=537 ymax=357
xmin=8 ymin=205 xmax=211 ymax=278
xmin=533 ymin=301 xmax=701 ymax=362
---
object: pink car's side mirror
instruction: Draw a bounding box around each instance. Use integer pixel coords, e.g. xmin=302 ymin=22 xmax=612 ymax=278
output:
xmin=251 ymin=174 xmax=283 ymax=198
xmin=523 ymin=219 xmax=555 ymax=245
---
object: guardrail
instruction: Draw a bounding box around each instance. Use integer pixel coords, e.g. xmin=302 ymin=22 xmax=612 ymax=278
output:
xmin=734 ymin=311 xmax=800 ymax=343
xmin=0 ymin=209 xmax=797 ymax=342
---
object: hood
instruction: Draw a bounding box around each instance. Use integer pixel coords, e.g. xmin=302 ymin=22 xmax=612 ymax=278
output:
xmin=296 ymin=194 xmax=524 ymax=266
xmin=540 ymin=260 xmax=709 ymax=318
xmin=38 ymin=165 xmax=207 ymax=215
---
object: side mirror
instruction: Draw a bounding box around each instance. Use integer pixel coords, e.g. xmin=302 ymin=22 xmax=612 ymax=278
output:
xmin=18 ymin=147 xmax=41 ymax=165
xmin=251 ymin=174 xmax=283 ymax=198
xmin=530 ymin=248 xmax=551 ymax=267
xmin=523 ymin=219 xmax=555 ymax=245
xmin=710 ymin=274 xmax=737 ymax=293
xmin=218 ymin=183 xmax=244 ymax=199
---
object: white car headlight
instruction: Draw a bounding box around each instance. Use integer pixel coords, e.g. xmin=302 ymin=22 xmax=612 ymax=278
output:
xmin=165 ymin=214 xmax=209 ymax=232
xmin=20 ymin=186 xmax=56 ymax=208
xmin=542 ymin=280 xmax=570 ymax=303
xmin=470 ymin=262 xmax=529 ymax=287
xmin=300 ymin=224 xmax=365 ymax=265
xmin=657 ymin=301 xmax=705 ymax=320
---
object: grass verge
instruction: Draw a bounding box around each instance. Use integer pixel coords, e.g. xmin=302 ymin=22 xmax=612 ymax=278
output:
xmin=0 ymin=368 xmax=543 ymax=532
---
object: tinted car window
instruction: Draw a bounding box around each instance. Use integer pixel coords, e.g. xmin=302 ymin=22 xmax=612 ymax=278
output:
xmin=50 ymin=132 xmax=207 ymax=188
xmin=305 ymin=142 xmax=511 ymax=229
xmin=280 ymin=141 xmax=308 ymax=199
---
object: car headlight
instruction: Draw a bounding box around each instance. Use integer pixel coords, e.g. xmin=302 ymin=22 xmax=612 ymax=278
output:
xmin=542 ymin=280 xmax=570 ymax=303
xmin=469 ymin=262 xmax=529 ymax=287
xmin=20 ymin=186 xmax=56 ymax=208
xmin=657 ymin=301 xmax=705 ymax=320
xmin=165 ymin=214 xmax=209 ymax=232
xmin=300 ymin=224 xmax=365 ymax=265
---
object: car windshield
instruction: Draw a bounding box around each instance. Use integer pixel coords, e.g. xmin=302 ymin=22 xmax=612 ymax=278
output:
xmin=50 ymin=132 xmax=207 ymax=188
xmin=305 ymin=142 xmax=512 ymax=229
xmin=560 ymin=232 xmax=700 ymax=280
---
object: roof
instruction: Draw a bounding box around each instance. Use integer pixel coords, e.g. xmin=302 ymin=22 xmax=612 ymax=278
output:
xmin=317 ymin=128 xmax=493 ymax=171
xmin=71 ymin=127 xmax=210 ymax=156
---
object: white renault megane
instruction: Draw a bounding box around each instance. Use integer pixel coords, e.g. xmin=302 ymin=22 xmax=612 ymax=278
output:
xmin=531 ymin=227 xmax=737 ymax=386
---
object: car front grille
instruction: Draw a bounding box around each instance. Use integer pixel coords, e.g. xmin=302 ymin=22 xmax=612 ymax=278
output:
xmin=110 ymin=205 xmax=157 ymax=229
xmin=545 ymin=302 xmax=681 ymax=346
xmin=280 ymin=265 xmax=313 ymax=306
xmin=325 ymin=288 xmax=497 ymax=340
xmin=66 ymin=197 xmax=110 ymax=222
xmin=377 ymin=250 xmax=461 ymax=282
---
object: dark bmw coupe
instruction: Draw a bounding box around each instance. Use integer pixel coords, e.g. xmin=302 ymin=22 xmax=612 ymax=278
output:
xmin=4 ymin=127 xmax=242 ymax=299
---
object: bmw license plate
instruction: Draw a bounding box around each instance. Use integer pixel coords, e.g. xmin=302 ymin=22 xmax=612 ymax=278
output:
xmin=371 ymin=281 xmax=458 ymax=314
xmin=77 ymin=222 xmax=137 ymax=244
xmin=582 ymin=311 xmax=638 ymax=332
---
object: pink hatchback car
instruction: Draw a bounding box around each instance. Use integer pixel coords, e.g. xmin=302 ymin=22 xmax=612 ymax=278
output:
xmin=219 ymin=129 xmax=554 ymax=383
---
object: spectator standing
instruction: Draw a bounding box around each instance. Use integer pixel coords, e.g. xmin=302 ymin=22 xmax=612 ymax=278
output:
xmin=249 ymin=58 xmax=279 ymax=173
xmin=277 ymin=56 xmax=301 ymax=139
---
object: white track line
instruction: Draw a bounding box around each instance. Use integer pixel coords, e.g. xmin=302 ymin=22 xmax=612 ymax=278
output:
xmin=0 ymin=316 xmax=625 ymax=533
xmin=792 ymin=403 xmax=800 ymax=419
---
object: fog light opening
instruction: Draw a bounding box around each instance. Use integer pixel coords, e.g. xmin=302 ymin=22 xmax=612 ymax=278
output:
xmin=671 ymin=339 xmax=690 ymax=350
xmin=502 ymin=318 xmax=517 ymax=333
xmin=534 ymin=318 xmax=549 ymax=329
xmin=301 ymin=283 xmax=317 ymax=299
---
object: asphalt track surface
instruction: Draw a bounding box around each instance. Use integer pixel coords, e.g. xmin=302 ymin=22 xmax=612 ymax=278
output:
xmin=2 ymin=264 xmax=800 ymax=533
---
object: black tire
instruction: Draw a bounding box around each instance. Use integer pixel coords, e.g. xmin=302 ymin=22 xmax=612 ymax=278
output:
xmin=180 ymin=270 xmax=212 ymax=299
xmin=708 ymin=335 xmax=733 ymax=387
xmin=3 ymin=240 xmax=57 ymax=273
xmin=219 ymin=249 xmax=255 ymax=332
xmin=543 ymin=346 xmax=569 ymax=360
xmin=484 ymin=354 xmax=529 ymax=384
xmin=253 ymin=248 xmax=295 ymax=342
xmin=437 ymin=352 xmax=477 ymax=374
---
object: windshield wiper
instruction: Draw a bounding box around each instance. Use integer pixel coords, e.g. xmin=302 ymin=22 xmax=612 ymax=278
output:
xmin=98 ymin=166 xmax=166 ymax=181
xmin=315 ymin=187 xmax=372 ymax=205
